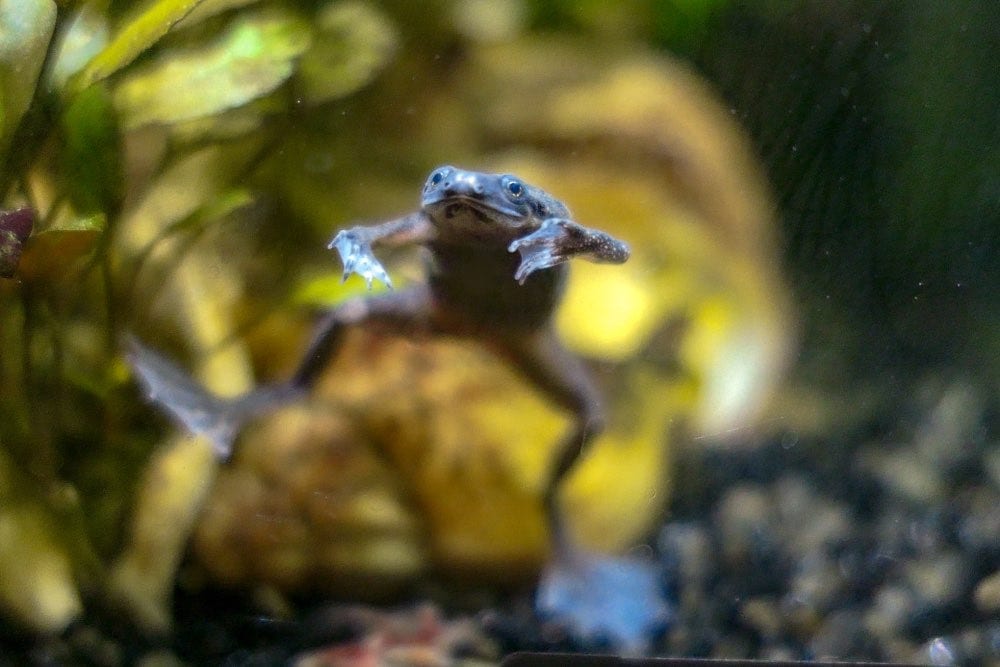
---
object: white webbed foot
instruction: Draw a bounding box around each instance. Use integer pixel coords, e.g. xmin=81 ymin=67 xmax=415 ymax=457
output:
xmin=329 ymin=229 xmax=394 ymax=290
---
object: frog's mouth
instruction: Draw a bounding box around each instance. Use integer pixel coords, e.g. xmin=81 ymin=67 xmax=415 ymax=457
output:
xmin=426 ymin=196 xmax=525 ymax=223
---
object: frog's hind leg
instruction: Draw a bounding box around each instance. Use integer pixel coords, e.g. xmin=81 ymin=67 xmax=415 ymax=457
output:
xmin=126 ymin=337 xmax=300 ymax=458
xmin=496 ymin=330 xmax=671 ymax=653
xmin=493 ymin=329 xmax=605 ymax=557
xmin=128 ymin=287 xmax=434 ymax=460
xmin=291 ymin=285 xmax=435 ymax=389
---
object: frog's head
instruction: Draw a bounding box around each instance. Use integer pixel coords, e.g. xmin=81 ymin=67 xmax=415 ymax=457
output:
xmin=421 ymin=165 xmax=568 ymax=237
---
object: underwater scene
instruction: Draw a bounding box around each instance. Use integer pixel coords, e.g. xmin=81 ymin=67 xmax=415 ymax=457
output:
xmin=0 ymin=1 xmax=996 ymax=664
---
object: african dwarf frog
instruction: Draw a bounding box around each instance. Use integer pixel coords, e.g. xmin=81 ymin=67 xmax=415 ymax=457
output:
xmin=294 ymin=165 xmax=630 ymax=546
xmin=128 ymin=166 xmax=662 ymax=650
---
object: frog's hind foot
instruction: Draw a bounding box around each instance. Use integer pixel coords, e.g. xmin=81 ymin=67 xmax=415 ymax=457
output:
xmin=536 ymin=549 xmax=672 ymax=655
xmin=125 ymin=336 xmax=300 ymax=459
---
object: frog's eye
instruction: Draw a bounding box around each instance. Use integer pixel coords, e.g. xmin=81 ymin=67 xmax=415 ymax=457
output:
xmin=505 ymin=179 xmax=524 ymax=198
xmin=429 ymin=170 xmax=446 ymax=187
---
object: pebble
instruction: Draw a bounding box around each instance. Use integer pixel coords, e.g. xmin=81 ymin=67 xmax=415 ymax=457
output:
xmin=958 ymin=485 xmax=1000 ymax=554
xmin=714 ymin=484 xmax=772 ymax=566
xmin=984 ymin=448 xmax=1000 ymax=488
xmin=860 ymin=447 xmax=944 ymax=505
xmin=657 ymin=522 xmax=715 ymax=587
xmin=786 ymin=551 xmax=846 ymax=617
xmin=738 ymin=596 xmax=782 ymax=640
xmin=774 ymin=475 xmax=852 ymax=556
xmin=864 ymin=584 xmax=915 ymax=640
xmin=918 ymin=635 xmax=961 ymax=666
xmin=808 ymin=609 xmax=873 ymax=660
xmin=974 ymin=570 xmax=1000 ymax=613
xmin=902 ymin=550 xmax=967 ymax=608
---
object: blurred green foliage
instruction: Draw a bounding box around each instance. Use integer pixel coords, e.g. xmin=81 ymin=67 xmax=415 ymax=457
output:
xmin=1 ymin=0 xmax=411 ymax=633
xmin=59 ymin=85 xmax=123 ymax=214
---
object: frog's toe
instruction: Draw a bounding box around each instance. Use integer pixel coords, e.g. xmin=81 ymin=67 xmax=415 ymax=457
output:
xmin=536 ymin=551 xmax=671 ymax=655
xmin=513 ymin=258 xmax=540 ymax=284
xmin=353 ymin=255 xmax=392 ymax=289
xmin=510 ymin=235 xmax=558 ymax=282
xmin=512 ymin=247 xmax=558 ymax=283
xmin=126 ymin=337 xmax=241 ymax=458
xmin=328 ymin=230 xmax=355 ymax=257
xmin=329 ymin=233 xmax=392 ymax=289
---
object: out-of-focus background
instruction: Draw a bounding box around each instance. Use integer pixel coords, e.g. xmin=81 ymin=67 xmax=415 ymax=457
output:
xmin=0 ymin=0 xmax=996 ymax=663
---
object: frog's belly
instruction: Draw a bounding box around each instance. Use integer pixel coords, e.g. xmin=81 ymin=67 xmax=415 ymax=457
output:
xmin=427 ymin=243 xmax=566 ymax=330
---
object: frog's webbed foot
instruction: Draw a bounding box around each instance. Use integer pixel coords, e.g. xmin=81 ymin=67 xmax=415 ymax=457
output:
xmin=536 ymin=550 xmax=671 ymax=655
xmin=508 ymin=218 xmax=630 ymax=284
xmin=126 ymin=337 xmax=301 ymax=459
xmin=329 ymin=228 xmax=393 ymax=290
xmin=508 ymin=219 xmax=577 ymax=284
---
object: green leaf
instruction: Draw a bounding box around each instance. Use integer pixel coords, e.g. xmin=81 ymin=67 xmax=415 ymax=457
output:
xmin=17 ymin=213 xmax=106 ymax=282
xmin=0 ymin=449 xmax=83 ymax=634
xmin=130 ymin=187 xmax=254 ymax=276
xmin=292 ymin=270 xmax=393 ymax=308
xmin=181 ymin=187 xmax=254 ymax=230
xmin=297 ymin=1 xmax=398 ymax=105
xmin=46 ymin=4 xmax=110 ymax=93
xmin=72 ymin=0 xmax=206 ymax=93
xmin=113 ymin=9 xmax=312 ymax=129
xmin=117 ymin=143 xmax=262 ymax=257
xmin=0 ymin=0 xmax=57 ymax=151
xmin=60 ymin=84 xmax=124 ymax=215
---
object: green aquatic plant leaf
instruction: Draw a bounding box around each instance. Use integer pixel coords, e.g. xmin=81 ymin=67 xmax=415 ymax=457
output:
xmin=17 ymin=212 xmax=105 ymax=282
xmin=0 ymin=0 xmax=57 ymax=152
xmin=72 ymin=0 xmax=206 ymax=93
xmin=174 ymin=0 xmax=261 ymax=27
xmin=47 ymin=3 xmax=110 ymax=92
xmin=113 ymin=9 xmax=312 ymax=128
xmin=0 ymin=450 xmax=83 ymax=634
xmin=128 ymin=187 xmax=253 ymax=283
xmin=60 ymin=84 xmax=124 ymax=215
xmin=292 ymin=270 xmax=393 ymax=308
xmin=297 ymin=1 xmax=398 ymax=105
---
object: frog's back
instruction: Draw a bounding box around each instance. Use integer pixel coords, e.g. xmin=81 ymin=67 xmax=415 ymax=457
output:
xmin=427 ymin=241 xmax=566 ymax=331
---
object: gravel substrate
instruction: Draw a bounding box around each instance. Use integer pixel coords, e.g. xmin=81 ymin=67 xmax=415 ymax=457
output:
xmin=489 ymin=379 xmax=999 ymax=664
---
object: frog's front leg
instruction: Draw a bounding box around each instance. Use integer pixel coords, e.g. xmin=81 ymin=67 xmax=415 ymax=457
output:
xmin=330 ymin=212 xmax=434 ymax=289
xmin=508 ymin=218 xmax=630 ymax=284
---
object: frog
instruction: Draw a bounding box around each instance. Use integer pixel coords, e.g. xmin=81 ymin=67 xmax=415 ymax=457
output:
xmin=293 ymin=165 xmax=629 ymax=546
xmin=129 ymin=165 xmax=668 ymax=652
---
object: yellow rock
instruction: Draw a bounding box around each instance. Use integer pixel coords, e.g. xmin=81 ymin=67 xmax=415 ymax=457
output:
xmin=0 ymin=451 xmax=82 ymax=634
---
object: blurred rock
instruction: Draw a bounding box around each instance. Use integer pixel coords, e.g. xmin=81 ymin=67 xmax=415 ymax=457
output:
xmin=864 ymin=584 xmax=915 ymax=641
xmin=808 ymin=609 xmax=872 ymax=660
xmin=973 ymin=570 xmax=1000 ymax=614
xmin=903 ymin=550 xmax=967 ymax=609
xmin=0 ymin=450 xmax=82 ymax=635
xmin=193 ymin=401 xmax=425 ymax=598
xmin=958 ymin=485 xmax=1000 ymax=554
